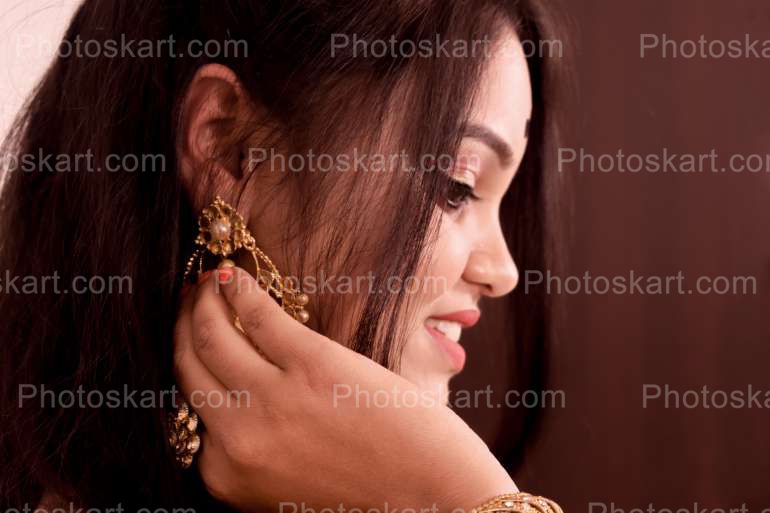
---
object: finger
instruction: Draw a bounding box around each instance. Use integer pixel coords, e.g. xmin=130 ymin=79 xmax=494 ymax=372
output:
xmin=218 ymin=266 xmax=327 ymax=369
xmin=190 ymin=269 xmax=281 ymax=391
xmin=174 ymin=283 xmax=234 ymax=430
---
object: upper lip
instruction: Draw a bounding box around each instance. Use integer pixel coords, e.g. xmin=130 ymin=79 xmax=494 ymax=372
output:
xmin=427 ymin=309 xmax=481 ymax=328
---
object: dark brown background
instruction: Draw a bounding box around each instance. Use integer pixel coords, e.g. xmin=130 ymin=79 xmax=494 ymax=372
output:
xmin=455 ymin=1 xmax=770 ymax=511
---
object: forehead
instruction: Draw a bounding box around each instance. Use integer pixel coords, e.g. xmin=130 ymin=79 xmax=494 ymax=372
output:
xmin=468 ymin=29 xmax=533 ymax=160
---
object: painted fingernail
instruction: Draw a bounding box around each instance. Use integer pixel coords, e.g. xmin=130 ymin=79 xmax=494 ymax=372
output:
xmin=217 ymin=268 xmax=234 ymax=284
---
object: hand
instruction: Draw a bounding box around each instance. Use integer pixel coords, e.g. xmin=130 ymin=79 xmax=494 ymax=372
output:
xmin=174 ymin=267 xmax=517 ymax=513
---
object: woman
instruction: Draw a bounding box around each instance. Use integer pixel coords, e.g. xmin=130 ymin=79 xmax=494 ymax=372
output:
xmin=0 ymin=0 xmax=566 ymax=511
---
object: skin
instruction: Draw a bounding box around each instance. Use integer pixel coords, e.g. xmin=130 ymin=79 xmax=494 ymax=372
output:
xmin=401 ymin=30 xmax=530 ymax=395
xmin=175 ymin=29 xmax=531 ymax=513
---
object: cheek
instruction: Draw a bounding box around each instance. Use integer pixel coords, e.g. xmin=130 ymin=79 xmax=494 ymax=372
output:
xmin=419 ymin=218 xmax=473 ymax=304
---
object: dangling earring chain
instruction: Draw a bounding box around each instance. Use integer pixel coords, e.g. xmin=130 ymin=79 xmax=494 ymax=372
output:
xmin=183 ymin=196 xmax=309 ymax=324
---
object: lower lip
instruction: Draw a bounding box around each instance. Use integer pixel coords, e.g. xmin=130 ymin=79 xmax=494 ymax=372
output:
xmin=425 ymin=326 xmax=466 ymax=371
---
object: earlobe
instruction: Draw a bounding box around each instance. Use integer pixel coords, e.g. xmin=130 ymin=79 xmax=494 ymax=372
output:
xmin=177 ymin=64 xmax=252 ymax=211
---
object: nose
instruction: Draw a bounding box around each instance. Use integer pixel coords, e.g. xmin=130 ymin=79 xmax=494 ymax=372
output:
xmin=462 ymin=226 xmax=519 ymax=298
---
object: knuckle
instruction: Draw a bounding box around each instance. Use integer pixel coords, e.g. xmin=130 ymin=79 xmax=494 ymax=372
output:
xmin=172 ymin=326 xmax=187 ymax=358
xmin=290 ymin=336 xmax=332 ymax=390
xmin=171 ymin=349 xmax=185 ymax=378
xmin=227 ymin=388 xmax=253 ymax=408
xmin=193 ymin=318 xmax=218 ymax=354
xmin=239 ymin=303 xmax=269 ymax=335
xmin=223 ymin=430 xmax=267 ymax=469
xmin=172 ymin=309 xmax=190 ymax=343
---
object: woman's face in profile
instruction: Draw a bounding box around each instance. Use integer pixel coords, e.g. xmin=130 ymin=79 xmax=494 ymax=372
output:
xmin=238 ymin=29 xmax=532 ymax=398
xmin=399 ymin=30 xmax=532 ymax=396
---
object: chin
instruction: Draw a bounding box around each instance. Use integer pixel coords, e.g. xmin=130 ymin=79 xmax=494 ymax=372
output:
xmin=398 ymin=328 xmax=465 ymax=405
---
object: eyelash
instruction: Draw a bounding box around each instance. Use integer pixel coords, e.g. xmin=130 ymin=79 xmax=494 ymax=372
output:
xmin=443 ymin=178 xmax=480 ymax=212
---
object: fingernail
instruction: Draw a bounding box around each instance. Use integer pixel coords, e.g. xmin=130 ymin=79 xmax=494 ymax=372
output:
xmin=217 ymin=268 xmax=234 ymax=284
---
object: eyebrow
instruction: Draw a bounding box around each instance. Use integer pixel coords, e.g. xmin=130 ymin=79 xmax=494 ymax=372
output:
xmin=463 ymin=123 xmax=516 ymax=168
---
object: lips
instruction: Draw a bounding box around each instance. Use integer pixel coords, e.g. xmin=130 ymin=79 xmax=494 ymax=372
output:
xmin=424 ymin=309 xmax=480 ymax=371
xmin=429 ymin=309 xmax=481 ymax=328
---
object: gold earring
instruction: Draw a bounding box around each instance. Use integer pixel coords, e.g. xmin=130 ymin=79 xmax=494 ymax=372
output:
xmin=168 ymin=401 xmax=200 ymax=469
xmin=183 ymin=196 xmax=310 ymax=323
xmin=170 ymin=196 xmax=310 ymax=468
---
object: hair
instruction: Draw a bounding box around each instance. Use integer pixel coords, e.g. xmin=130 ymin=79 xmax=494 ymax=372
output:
xmin=0 ymin=0 xmax=567 ymax=510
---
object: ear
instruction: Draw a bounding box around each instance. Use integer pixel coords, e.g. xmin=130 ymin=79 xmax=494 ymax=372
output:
xmin=177 ymin=64 xmax=252 ymax=212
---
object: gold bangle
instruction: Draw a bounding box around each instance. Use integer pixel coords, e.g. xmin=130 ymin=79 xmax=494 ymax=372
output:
xmin=470 ymin=493 xmax=564 ymax=513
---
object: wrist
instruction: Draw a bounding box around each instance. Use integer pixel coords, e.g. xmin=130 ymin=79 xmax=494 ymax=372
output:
xmin=433 ymin=467 xmax=517 ymax=513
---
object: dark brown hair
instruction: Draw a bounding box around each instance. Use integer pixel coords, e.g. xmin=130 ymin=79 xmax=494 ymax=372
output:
xmin=0 ymin=0 xmax=566 ymax=510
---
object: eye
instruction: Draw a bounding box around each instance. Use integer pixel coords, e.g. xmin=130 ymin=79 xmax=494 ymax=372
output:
xmin=442 ymin=178 xmax=480 ymax=212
